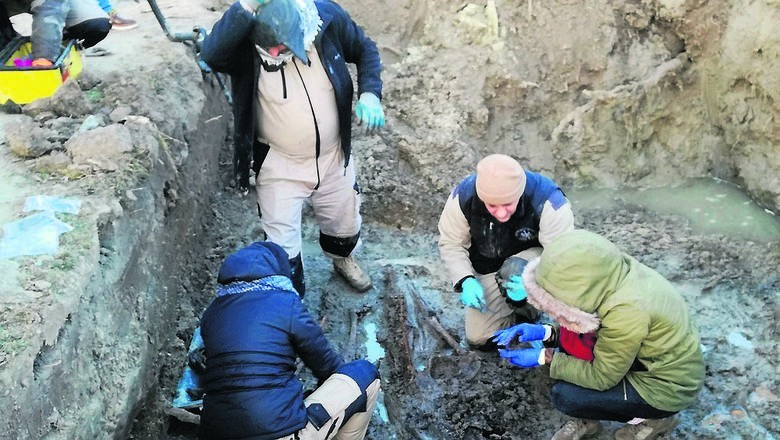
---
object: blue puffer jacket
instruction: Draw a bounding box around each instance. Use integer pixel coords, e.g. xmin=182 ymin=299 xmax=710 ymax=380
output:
xmin=454 ymin=170 xmax=567 ymax=274
xmin=199 ymin=242 xmax=344 ymax=439
xmin=200 ymin=0 xmax=383 ymax=189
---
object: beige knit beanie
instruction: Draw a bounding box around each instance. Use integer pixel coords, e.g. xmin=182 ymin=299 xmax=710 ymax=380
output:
xmin=475 ymin=154 xmax=526 ymax=205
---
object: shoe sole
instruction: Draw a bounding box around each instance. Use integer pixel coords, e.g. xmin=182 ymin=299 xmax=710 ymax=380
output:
xmin=551 ymin=422 xmax=602 ymax=440
xmin=111 ymin=23 xmax=138 ymax=31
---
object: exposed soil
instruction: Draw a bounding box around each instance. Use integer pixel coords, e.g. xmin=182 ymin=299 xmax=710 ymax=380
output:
xmin=128 ymin=144 xmax=779 ymax=439
xmin=0 ymin=0 xmax=778 ymax=439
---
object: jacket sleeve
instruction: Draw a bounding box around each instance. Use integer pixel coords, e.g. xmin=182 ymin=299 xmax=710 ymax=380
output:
xmin=438 ymin=192 xmax=476 ymax=289
xmin=327 ymin=2 xmax=382 ymax=99
xmin=538 ymin=198 xmax=574 ymax=247
xmin=549 ymin=305 xmax=649 ymax=391
xmin=289 ymin=297 xmax=345 ymax=381
xmin=200 ymin=1 xmax=256 ymax=75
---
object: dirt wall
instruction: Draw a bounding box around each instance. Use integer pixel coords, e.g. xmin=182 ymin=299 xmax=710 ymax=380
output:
xmin=338 ymin=0 xmax=779 ymax=228
xmin=0 ymin=45 xmax=229 ymax=438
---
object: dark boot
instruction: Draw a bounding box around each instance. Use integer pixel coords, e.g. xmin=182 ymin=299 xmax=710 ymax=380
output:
xmin=289 ymin=253 xmax=305 ymax=297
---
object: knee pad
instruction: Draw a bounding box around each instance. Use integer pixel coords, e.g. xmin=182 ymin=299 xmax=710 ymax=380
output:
xmin=319 ymin=231 xmax=359 ymax=258
xmin=467 ymin=339 xmax=498 ymax=352
xmin=334 ymin=360 xmax=379 ymax=414
xmin=336 ymin=359 xmax=379 ymax=390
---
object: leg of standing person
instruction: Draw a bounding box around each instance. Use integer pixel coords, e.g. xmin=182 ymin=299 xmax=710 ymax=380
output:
xmin=311 ymin=149 xmax=372 ymax=292
xmin=256 ymin=149 xmax=310 ymax=296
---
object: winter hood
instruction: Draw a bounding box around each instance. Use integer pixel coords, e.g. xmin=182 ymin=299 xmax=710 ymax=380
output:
xmin=217 ymin=241 xmax=292 ymax=284
xmin=522 ymin=229 xmax=631 ymax=333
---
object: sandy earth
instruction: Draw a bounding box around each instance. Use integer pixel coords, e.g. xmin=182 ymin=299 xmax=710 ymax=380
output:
xmin=0 ymin=0 xmax=778 ymax=438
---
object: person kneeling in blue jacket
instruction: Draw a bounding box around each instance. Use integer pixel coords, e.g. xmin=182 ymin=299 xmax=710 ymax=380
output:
xmin=195 ymin=241 xmax=381 ymax=440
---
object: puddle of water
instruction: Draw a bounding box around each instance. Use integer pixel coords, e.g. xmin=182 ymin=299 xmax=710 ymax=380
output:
xmin=568 ymin=178 xmax=780 ymax=242
xmin=363 ymin=321 xmax=385 ymax=363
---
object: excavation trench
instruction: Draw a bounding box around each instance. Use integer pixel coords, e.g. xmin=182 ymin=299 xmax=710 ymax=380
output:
xmin=0 ymin=60 xmax=777 ymax=439
xmin=1 ymin=0 xmax=779 ymax=438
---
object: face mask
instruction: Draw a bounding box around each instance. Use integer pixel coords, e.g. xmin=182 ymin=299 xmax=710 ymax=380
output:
xmin=255 ymin=44 xmax=294 ymax=71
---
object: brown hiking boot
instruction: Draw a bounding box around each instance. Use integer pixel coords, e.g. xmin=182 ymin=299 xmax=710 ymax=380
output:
xmin=110 ymin=11 xmax=138 ymax=31
xmin=551 ymin=419 xmax=602 ymax=440
xmin=614 ymin=416 xmax=679 ymax=440
xmin=333 ymin=256 xmax=372 ymax=292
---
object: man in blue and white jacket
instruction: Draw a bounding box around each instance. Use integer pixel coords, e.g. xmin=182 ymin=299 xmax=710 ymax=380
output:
xmin=201 ymin=0 xmax=385 ymax=296
xmin=438 ymin=154 xmax=575 ymax=349
xmin=198 ymin=241 xmax=380 ymax=440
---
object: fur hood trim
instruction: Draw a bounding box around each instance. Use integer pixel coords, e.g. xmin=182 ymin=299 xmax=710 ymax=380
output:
xmin=523 ymin=258 xmax=600 ymax=333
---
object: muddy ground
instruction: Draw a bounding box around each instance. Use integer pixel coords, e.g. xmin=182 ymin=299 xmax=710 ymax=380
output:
xmin=1 ymin=0 xmax=778 ymax=439
xmin=127 ymin=140 xmax=779 ymax=439
xmin=4 ymin=123 xmax=776 ymax=439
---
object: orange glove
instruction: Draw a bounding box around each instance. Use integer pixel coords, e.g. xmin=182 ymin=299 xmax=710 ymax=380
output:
xmin=32 ymin=58 xmax=53 ymax=67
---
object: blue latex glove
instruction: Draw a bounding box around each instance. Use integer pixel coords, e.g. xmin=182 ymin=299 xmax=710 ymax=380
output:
xmin=492 ymin=323 xmax=547 ymax=347
xmin=499 ymin=347 xmax=543 ymax=368
xmin=460 ymin=277 xmax=486 ymax=312
xmin=505 ymin=275 xmax=527 ymax=302
xmin=355 ymin=92 xmax=385 ymax=133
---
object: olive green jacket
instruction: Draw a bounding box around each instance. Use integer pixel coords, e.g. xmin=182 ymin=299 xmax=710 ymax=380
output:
xmin=523 ymin=229 xmax=704 ymax=412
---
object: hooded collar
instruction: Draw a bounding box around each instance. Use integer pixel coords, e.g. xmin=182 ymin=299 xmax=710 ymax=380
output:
xmin=216 ymin=275 xmax=297 ymax=297
xmin=523 ymin=258 xmax=601 ymax=333
xmin=217 ymin=241 xmax=292 ymax=284
xmin=521 ymin=230 xmax=633 ymax=333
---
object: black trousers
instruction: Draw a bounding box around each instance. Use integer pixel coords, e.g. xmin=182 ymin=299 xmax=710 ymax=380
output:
xmin=551 ymin=379 xmax=677 ymax=422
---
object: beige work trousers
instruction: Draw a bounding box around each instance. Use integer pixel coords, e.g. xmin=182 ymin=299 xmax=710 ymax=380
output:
xmin=256 ymin=146 xmax=361 ymax=259
xmin=275 ymin=374 xmax=381 ymax=440
xmin=464 ymin=247 xmax=542 ymax=346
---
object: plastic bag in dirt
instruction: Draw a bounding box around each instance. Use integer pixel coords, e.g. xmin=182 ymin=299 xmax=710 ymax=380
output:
xmin=0 ymin=211 xmax=73 ymax=259
xmin=24 ymin=195 xmax=81 ymax=214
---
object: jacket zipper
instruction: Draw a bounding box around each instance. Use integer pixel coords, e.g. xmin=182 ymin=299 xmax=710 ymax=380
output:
xmin=292 ymin=58 xmax=322 ymax=190
xmin=623 ymin=379 xmax=627 ymax=400
xmin=280 ymin=68 xmax=287 ymax=99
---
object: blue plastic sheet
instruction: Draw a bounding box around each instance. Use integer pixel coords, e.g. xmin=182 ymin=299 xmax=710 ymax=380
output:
xmin=0 ymin=211 xmax=73 ymax=259
xmin=0 ymin=195 xmax=81 ymax=259
xmin=173 ymin=327 xmax=204 ymax=409
xmin=24 ymin=195 xmax=81 ymax=215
